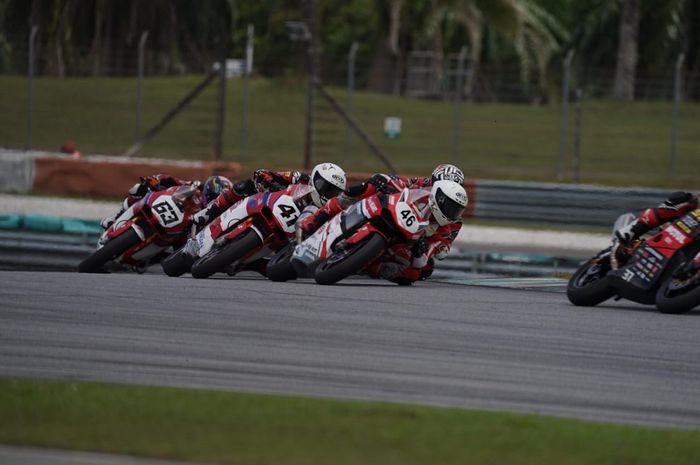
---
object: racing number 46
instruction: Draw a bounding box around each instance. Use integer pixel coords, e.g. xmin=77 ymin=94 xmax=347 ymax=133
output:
xmin=401 ymin=209 xmax=415 ymax=227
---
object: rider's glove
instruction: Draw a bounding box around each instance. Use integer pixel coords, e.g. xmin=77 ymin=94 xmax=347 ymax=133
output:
xmin=368 ymin=174 xmax=392 ymax=194
xmin=253 ymin=169 xmax=276 ymax=192
xmin=299 ymin=210 xmax=330 ymax=237
xmin=128 ymin=182 xmax=148 ymax=199
xmin=411 ymin=237 xmax=429 ymax=268
xmin=614 ymin=220 xmax=640 ymax=244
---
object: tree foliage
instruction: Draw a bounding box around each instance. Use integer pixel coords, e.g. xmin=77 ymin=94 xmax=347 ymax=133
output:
xmin=1 ymin=0 xmax=698 ymax=100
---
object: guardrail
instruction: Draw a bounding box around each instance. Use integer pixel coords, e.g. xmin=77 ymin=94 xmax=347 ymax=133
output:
xmin=0 ymin=229 xmax=95 ymax=271
xmin=473 ymin=180 xmax=671 ymax=228
xmin=0 ymin=212 xmax=586 ymax=276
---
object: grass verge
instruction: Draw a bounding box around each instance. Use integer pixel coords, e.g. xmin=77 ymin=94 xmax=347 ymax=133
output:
xmin=0 ymin=75 xmax=698 ymax=188
xmin=2 ymin=378 xmax=699 ymax=465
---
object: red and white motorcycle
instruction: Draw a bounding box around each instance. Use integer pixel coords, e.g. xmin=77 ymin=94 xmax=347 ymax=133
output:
xmin=78 ymin=185 xmax=202 ymax=273
xmin=268 ymin=188 xmax=432 ymax=285
xmin=161 ymin=183 xmax=314 ymax=278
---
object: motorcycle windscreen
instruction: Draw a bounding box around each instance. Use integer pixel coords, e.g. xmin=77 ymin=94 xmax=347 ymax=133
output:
xmin=405 ymin=189 xmax=432 ymax=221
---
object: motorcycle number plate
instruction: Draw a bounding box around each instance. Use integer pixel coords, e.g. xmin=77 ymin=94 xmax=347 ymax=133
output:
xmin=396 ymin=201 xmax=422 ymax=235
xmin=273 ymin=195 xmax=302 ymax=233
xmin=152 ymin=197 xmax=184 ymax=228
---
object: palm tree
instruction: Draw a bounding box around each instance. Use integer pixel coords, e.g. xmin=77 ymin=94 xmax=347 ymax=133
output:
xmin=424 ymin=0 xmax=568 ymax=100
xmin=612 ymin=0 xmax=640 ymax=100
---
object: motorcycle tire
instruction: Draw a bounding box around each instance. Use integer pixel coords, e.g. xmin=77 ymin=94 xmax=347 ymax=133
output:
xmin=314 ymin=233 xmax=386 ymax=285
xmin=266 ymin=242 xmax=298 ymax=282
xmin=77 ymin=229 xmax=141 ymax=273
xmin=161 ymin=246 xmax=194 ymax=277
xmin=190 ymin=230 xmax=262 ymax=279
xmin=655 ymin=266 xmax=700 ymax=315
xmin=566 ymin=258 xmax=615 ymax=306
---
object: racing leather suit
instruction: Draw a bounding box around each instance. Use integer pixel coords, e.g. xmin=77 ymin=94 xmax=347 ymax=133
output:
xmin=193 ymin=169 xmax=309 ymax=226
xmin=617 ymin=191 xmax=700 ymax=241
xmin=300 ymin=173 xmax=462 ymax=285
xmin=101 ymin=174 xmax=190 ymax=229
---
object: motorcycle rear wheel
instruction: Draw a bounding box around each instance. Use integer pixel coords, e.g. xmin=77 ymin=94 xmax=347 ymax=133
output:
xmin=161 ymin=246 xmax=194 ymax=277
xmin=655 ymin=264 xmax=700 ymax=314
xmin=566 ymin=258 xmax=615 ymax=306
xmin=266 ymin=242 xmax=297 ymax=282
xmin=314 ymin=233 xmax=386 ymax=285
xmin=78 ymin=229 xmax=141 ymax=273
xmin=191 ymin=230 xmax=262 ymax=279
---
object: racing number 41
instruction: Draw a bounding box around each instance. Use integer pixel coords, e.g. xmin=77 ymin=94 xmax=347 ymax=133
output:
xmin=401 ymin=209 xmax=415 ymax=227
xmin=278 ymin=203 xmax=300 ymax=227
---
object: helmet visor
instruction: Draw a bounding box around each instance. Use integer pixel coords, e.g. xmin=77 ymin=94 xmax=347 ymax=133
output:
xmin=434 ymin=186 xmax=465 ymax=222
xmin=313 ymin=171 xmax=344 ymax=201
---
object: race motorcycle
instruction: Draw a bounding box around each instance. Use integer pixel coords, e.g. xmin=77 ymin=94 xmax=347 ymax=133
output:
xmin=161 ymin=183 xmax=314 ymax=279
xmin=267 ymin=188 xmax=431 ymax=285
xmin=78 ymin=184 xmax=202 ymax=273
xmin=567 ymin=210 xmax=700 ymax=314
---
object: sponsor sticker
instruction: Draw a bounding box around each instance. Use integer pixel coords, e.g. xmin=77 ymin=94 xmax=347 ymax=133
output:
xmin=665 ymin=225 xmax=687 ymax=244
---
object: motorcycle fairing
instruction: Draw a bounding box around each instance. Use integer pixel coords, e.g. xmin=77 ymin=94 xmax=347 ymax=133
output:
xmin=610 ymin=212 xmax=699 ymax=291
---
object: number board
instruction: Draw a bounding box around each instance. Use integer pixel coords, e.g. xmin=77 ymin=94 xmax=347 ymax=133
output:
xmin=273 ymin=196 xmax=301 ymax=233
xmin=396 ymin=201 xmax=421 ymax=234
xmin=152 ymin=198 xmax=184 ymax=227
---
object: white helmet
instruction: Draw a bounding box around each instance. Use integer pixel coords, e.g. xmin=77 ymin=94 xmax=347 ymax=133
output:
xmin=431 ymin=164 xmax=465 ymax=185
xmin=310 ymin=162 xmax=346 ymax=206
xmin=429 ymin=180 xmax=468 ymax=226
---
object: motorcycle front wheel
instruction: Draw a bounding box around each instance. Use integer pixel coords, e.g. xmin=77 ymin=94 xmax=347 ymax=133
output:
xmin=78 ymin=229 xmax=141 ymax=273
xmin=266 ymin=242 xmax=298 ymax=282
xmin=655 ymin=263 xmax=700 ymax=314
xmin=190 ymin=230 xmax=262 ymax=279
xmin=161 ymin=246 xmax=194 ymax=277
xmin=314 ymin=233 xmax=386 ymax=285
xmin=566 ymin=257 xmax=615 ymax=306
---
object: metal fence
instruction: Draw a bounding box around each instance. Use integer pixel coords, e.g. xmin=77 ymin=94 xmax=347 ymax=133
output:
xmin=2 ymin=35 xmax=698 ymax=189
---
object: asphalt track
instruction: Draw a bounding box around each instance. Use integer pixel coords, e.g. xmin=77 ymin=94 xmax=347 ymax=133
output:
xmin=2 ymin=270 xmax=700 ymax=430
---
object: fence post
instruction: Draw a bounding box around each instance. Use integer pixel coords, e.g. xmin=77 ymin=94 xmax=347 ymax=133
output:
xmin=451 ymin=46 xmax=467 ymax=165
xmin=572 ymin=88 xmax=583 ymax=183
xmin=670 ymin=53 xmax=685 ymax=176
xmin=241 ymin=24 xmax=254 ymax=161
xmin=25 ymin=25 xmax=38 ymax=151
xmin=135 ymin=31 xmax=149 ymax=143
xmin=344 ymin=41 xmax=359 ymax=163
xmin=557 ymin=50 xmax=575 ymax=180
xmin=214 ymin=35 xmax=228 ymax=162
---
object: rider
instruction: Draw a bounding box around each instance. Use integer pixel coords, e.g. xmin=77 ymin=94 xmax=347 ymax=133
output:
xmin=100 ymin=174 xmax=233 ymax=230
xmin=298 ymin=164 xmax=465 ymax=235
xmin=614 ymin=191 xmax=699 ymax=244
xmin=177 ymin=163 xmax=347 ymax=276
xmin=298 ymin=164 xmax=467 ymax=285
xmin=363 ymin=180 xmax=468 ymax=285
xmin=191 ymin=169 xmax=307 ymax=226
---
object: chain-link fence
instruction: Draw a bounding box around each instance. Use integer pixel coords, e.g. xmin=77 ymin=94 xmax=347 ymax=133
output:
xmin=1 ymin=34 xmax=698 ymax=188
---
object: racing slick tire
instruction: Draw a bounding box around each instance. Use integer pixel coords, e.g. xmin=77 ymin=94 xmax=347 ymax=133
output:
xmin=190 ymin=230 xmax=262 ymax=279
xmin=655 ymin=264 xmax=700 ymax=314
xmin=314 ymin=233 xmax=386 ymax=285
xmin=161 ymin=246 xmax=195 ymax=277
xmin=266 ymin=242 xmax=298 ymax=282
xmin=78 ymin=229 xmax=141 ymax=273
xmin=566 ymin=258 xmax=615 ymax=306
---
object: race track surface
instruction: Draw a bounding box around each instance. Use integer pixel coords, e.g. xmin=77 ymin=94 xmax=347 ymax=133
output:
xmin=2 ymin=271 xmax=700 ymax=429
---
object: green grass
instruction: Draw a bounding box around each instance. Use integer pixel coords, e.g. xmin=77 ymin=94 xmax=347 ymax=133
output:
xmin=0 ymin=75 xmax=698 ymax=187
xmin=2 ymin=378 xmax=700 ymax=465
